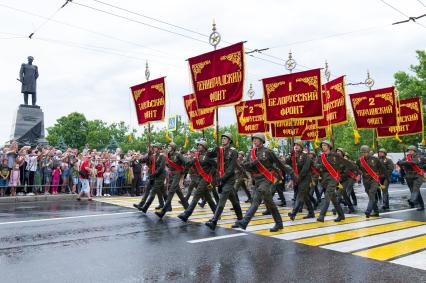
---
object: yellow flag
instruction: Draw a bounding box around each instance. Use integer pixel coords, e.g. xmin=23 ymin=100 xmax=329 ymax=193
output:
xmin=314 ymin=135 xmax=320 ymax=149
xmin=353 ymin=129 xmax=361 ymax=144
xmin=165 ymin=131 xmax=173 ymax=141
xmin=265 ymin=132 xmax=272 ymax=140
xmin=189 ymin=122 xmax=195 ymax=132
xmin=184 ymin=136 xmax=189 ymax=148
xmin=213 ymin=129 xmax=217 ymax=140
xmin=395 ymin=133 xmax=402 ymax=143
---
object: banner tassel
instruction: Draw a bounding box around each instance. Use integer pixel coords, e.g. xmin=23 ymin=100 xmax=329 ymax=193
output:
xmin=353 ymin=129 xmax=361 ymax=144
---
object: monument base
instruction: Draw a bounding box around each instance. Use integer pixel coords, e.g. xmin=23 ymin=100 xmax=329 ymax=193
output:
xmin=10 ymin=105 xmax=48 ymax=146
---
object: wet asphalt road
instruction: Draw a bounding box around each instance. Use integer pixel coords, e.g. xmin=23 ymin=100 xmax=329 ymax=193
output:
xmin=0 ymin=199 xmax=426 ymax=283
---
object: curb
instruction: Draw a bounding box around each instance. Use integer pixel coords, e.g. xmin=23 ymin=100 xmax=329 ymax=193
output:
xmin=0 ymin=194 xmax=78 ymax=203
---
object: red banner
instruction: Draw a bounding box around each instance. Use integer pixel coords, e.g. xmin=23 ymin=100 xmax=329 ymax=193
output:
xmin=377 ymin=97 xmax=423 ymax=137
xmin=130 ymin=77 xmax=166 ymax=125
xmin=262 ymin=69 xmax=323 ymax=122
xmin=234 ymin=99 xmax=266 ymax=135
xmin=188 ymin=42 xmax=245 ymax=109
xmin=350 ymin=86 xmax=397 ymax=129
xmin=269 ymin=120 xmax=305 ymax=138
xmin=318 ymin=76 xmax=348 ymax=127
xmin=301 ymin=120 xmax=328 ymax=141
xmin=183 ymin=94 xmax=215 ymax=130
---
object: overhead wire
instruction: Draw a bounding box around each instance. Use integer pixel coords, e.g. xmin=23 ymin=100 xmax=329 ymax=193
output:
xmin=379 ymin=0 xmax=426 ymax=28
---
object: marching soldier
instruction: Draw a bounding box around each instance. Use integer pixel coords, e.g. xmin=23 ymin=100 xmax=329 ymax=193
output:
xmin=335 ymin=148 xmax=356 ymax=214
xmin=287 ymin=141 xmax=314 ymax=220
xmin=205 ymin=133 xmax=243 ymax=230
xmin=178 ymin=140 xmax=217 ymax=222
xmin=233 ymin=133 xmax=294 ymax=232
xmin=133 ymin=149 xmax=164 ymax=210
xmin=378 ymin=148 xmax=394 ymax=210
xmin=133 ymin=143 xmax=166 ymax=213
xmin=308 ymin=151 xmax=321 ymax=208
xmin=235 ymin=151 xmax=252 ymax=202
xmin=342 ymin=151 xmax=359 ymax=212
xmin=315 ymin=140 xmax=346 ymax=222
xmin=155 ymin=142 xmax=189 ymax=218
xmin=183 ymin=148 xmax=198 ymax=203
xmin=398 ymin=145 xmax=425 ymax=211
xmin=356 ymin=145 xmax=385 ymax=217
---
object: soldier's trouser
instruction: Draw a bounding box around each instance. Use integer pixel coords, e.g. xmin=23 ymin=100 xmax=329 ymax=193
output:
xmin=212 ymin=188 xmax=219 ymax=202
xmin=407 ymin=176 xmax=424 ymax=208
xmin=212 ymin=180 xmax=242 ymax=221
xmin=142 ymin=178 xmax=166 ymax=210
xmin=242 ymin=178 xmax=282 ymax=226
xmin=364 ymin=180 xmax=379 ymax=214
xmin=183 ymin=180 xmax=217 ymax=218
xmin=163 ymin=173 xmax=188 ymax=212
xmin=184 ymin=178 xmax=199 ymax=202
xmin=293 ymin=181 xmax=314 ymax=215
xmin=350 ymin=189 xmax=357 ymax=205
xmin=293 ymin=184 xmax=299 ymax=201
xmin=139 ymin=180 xmax=164 ymax=207
xmin=319 ymin=184 xmax=344 ymax=217
xmin=131 ymin=176 xmax=142 ymax=196
xmin=273 ymin=182 xmax=286 ymax=203
xmin=235 ymin=178 xmax=251 ymax=200
xmin=340 ymin=179 xmax=355 ymax=209
xmin=381 ymin=178 xmax=390 ymax=207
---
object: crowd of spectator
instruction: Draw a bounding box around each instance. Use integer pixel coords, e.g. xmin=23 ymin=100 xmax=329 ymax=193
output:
xmin=0 ymin=141 xmax=152 ymax=198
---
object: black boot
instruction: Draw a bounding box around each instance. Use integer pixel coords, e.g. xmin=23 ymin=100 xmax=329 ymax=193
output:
xmin=233 ymin=204 xmax=243 ymax=220
xmin=288 ymin=212 xmax=296 ymax=221
xmin=262 ymin=209 xmax=271 ymax=215
xmin=155 ymin=210 xmax=166 ymax=219
xmin=205 ymin=219 xmax=217 ymax=231
xmin=270 ymin=206 xmax=283 ymax=232
xmin=334 ymin=206 xmax=345 ymax=222
xmin=155 ymin=204 xmax=164 ymax=210
xmin=417 ymin=207 xmax=425 ymax=211
xmin=303 ymin=212 xmax=315 ymax=219
xmin=317 ymin=215 xmax=325 ymax=222
xmin=133 ymin=203 xmax=143 ymax=210
xmin=177 ymin=213 xmax=189 ymax=222
xmin=233 ymin=219 xmax=248 ymax=230
xmin=269 ymin=222 xmax=283 ymax=232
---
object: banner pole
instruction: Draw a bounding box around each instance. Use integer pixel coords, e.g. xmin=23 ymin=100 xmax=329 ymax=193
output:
xmin=285 ymin=51 xmax=296 ymax=152
xmin=209 ymin=19 xmax=221 ymax=146
xmin=145 ymin=61 xmax=151 ymax=145
xmin=365 ymin=70 xmax=378 ymax=150
xmin=324 ymin=61 xmax=334 ymax=148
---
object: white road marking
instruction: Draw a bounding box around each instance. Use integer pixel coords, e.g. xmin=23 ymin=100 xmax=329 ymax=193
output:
xmin=273 ymin=218 xmax=400 ymax=241
xmin=380 ymin=208 xmax=418 ymax=215
xmin=322 ymin=225 xmax=426 ymax=253
xmin=0 ymin=211 xmax=138 ymax=226
xmin=390 ymin=250 xmax=426 ymax=270
xmin=187 ymin=233 xmax=248 ymax=243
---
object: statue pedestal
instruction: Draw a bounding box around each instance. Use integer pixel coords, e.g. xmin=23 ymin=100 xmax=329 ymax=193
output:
xmin=10 ymin=105 xmax=48 ymax=146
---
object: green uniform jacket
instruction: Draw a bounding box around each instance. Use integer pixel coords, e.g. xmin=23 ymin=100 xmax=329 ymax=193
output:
xmin=286 ymin=151 xmax=311 ymax=183
xmin=315 ymin=152 xmax=345 ymax=188
xmin=243 ymin=146 xmax=294 ymax=181
xmin=356 ymin=155 xmax=384 ymax=183
xmin=399 ymin=153 xmax=426 ymax=179
xmin=208 ymin=146 xmax=238 ymax=183
xmin=379 ymin=156 xmax=394 ymax=181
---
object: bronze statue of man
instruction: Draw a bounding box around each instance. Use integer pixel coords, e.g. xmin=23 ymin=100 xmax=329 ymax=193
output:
xmin=19 ymin=56 xmax=39 ymax=106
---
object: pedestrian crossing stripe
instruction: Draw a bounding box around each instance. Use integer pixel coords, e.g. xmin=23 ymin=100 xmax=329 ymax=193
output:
xmin=294 ymin=221 xmax=425 ymax=246
xmin=96 ymin=197 xmax=426 ymax=271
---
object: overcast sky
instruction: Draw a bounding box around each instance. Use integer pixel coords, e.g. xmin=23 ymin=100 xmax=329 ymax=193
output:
xmin=0 ymin=0 xmax=424 ymax=143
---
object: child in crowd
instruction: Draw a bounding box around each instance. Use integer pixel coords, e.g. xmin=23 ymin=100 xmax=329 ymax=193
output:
xmin=51 ymin=165 xmax=62 ymax=194
xmin=9 ymin=163 xmax=20 ymax=197
xmin=0 ymin=159 xmax=9 ymax=196
xmin=103 ymin=167 xmax=111 ymax=197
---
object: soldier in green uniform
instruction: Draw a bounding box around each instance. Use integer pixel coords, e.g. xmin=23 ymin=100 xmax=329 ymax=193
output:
xmin=134 ymin=143 xmax=166 ymax=213
xmin=178 ymin=140 xmax=217 ymax=222
xmin=308 ymin=151 xmax=321 ymax=209
xmin=133 ymin=148 xmax=164 ymax=210
xmin=315 ymin=140 xmax=346 ymax=222
xmin=184 ymin=148 xmax=199 ymax=203
xmin=233 ymin=133 xmax=294 ymax=232
xmin=287 ymin=140 xmax=314 ymax=220
xmin=378 ymin=148 xmax=394 ymax=210
xmin=398 ymin=145 xmax=425 ymax=211
xmin=235 ymin=151 xmax=252 ymax=202
xmin=335 ymin=148 xmax=357 ymax=214
xmin=155 ymin=142 xmax=190 ymax=218
xmin=205 ymin=133 xmax=243 ymax=230
xmin=356 ymin=145 xmax=385 ymax=217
